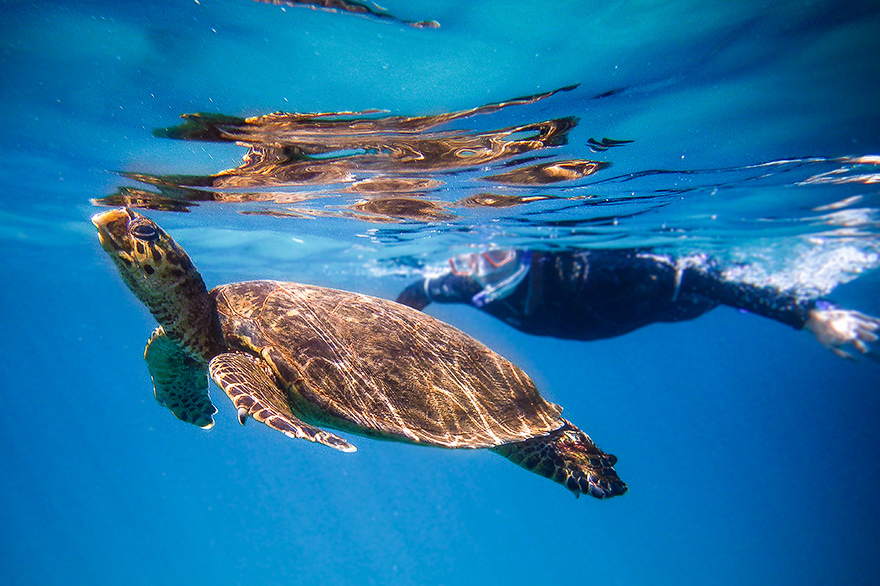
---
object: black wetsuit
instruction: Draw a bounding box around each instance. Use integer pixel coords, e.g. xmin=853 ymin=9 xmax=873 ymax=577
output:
xmin=396 ymin=249 xmax=817 ymax=341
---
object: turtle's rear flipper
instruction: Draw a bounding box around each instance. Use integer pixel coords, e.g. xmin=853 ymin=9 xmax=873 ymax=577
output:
xmin=491 ymin=419 xmax=627 ymax=499
xmin=209 ymin=352 xmax=357 ymax=453
xmin=144 ymin=327 xmax=217 ymax=429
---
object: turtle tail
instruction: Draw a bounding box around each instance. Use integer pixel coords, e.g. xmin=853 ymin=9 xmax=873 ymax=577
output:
xmin=491 ymin=419 xmax=627 ymax=499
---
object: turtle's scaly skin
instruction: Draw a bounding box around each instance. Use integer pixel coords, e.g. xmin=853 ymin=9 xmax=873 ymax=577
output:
xmin=93 ymin=208 xmax=219 ymax=361
xmin=493 ymin=419 xmax=622 ymax=498
xmin=93 ymin=208 xmax=627 ymax=498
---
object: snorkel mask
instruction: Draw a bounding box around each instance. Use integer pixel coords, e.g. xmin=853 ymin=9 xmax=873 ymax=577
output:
xmin=448 ymin=249 xmax=531 ymax=307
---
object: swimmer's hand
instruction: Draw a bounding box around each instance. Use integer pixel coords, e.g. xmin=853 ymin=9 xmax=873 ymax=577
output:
xmin=805 ymin=306 xmax=880 ymax=361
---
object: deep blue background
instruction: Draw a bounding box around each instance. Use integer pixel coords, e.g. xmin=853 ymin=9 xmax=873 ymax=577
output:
xmin=2 ymin=1 xmax=879 ymax=584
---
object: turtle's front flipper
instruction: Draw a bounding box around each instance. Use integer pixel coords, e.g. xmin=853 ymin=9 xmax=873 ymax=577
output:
xmin=209 ymin=352 xmax=357 ymax=453
xmin=491 ymin=419 xmax=627 ymax=499
xmin=144 ymin=327 xmax=217 ymax=429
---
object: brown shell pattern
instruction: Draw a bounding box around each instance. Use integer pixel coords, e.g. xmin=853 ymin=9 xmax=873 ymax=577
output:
xmin=211 ymin=281 xmax=564 ymax=448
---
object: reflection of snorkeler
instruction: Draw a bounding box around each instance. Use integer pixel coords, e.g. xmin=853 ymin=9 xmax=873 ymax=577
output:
xmin=396 ymin=249 xmax=880 ymax=361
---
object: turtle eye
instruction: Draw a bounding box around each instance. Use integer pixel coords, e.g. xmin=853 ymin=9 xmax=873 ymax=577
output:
xmin=130 ymin=221 xmax=159 ymax=241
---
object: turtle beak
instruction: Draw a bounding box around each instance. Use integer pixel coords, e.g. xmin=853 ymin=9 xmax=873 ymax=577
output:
xmin=92 ymin=207 xmax=135 ymax=252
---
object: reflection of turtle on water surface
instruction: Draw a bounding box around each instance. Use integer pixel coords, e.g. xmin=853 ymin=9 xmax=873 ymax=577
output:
xmin=92 ymin=208 xmax=626 ymax=499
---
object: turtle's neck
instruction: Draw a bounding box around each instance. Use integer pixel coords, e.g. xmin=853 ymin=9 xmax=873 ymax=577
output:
xmin=93 ymin=207 xmax=222 ymax=362
xmin=122 ymin=260 xmax=220 ymax=364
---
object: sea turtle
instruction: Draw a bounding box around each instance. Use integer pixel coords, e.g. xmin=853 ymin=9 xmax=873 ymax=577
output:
xmin=92 ymin=207 xmax=626 ymax=499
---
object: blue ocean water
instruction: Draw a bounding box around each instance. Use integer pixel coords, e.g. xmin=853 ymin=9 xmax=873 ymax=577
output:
xmin=2 ymin=1 xmax=880 ymax=584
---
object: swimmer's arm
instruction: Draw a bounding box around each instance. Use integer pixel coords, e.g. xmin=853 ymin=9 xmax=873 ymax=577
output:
xmin=395 ymin=273 xmax=482 ymax=310
xmin=681 ymin=267 xmax=815 ymax=328
xmin=683 ymin=268 xmax=879 ymax=360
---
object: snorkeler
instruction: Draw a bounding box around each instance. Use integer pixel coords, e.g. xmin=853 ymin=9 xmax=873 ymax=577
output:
xmin=395 ymin=249 xmax=880 ymax=361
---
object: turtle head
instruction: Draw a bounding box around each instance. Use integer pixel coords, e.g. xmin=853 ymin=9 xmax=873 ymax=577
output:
xmin=92 ymin=207 xmax=196 ymax=295
xmin=92 ymin=208 xmax=214 ymax=357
